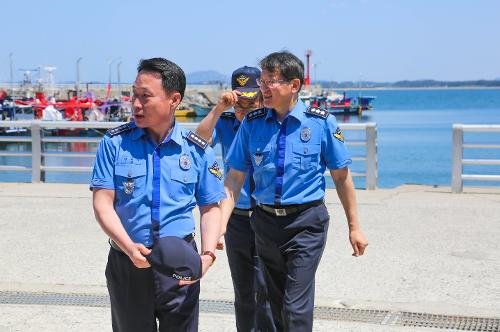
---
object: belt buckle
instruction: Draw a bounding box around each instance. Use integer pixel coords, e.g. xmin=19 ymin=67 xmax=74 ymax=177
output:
xmin=274 ymin=208 xmax=287 ymax=216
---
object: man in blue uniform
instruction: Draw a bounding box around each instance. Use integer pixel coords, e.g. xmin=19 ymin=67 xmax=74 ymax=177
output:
xmin=221 ymin=51 xmax=368 ymax=331
xmin=196 ymin=66 xmax=274 ymax=332
xmin=91 ymin=57 xmax=225 ymax=332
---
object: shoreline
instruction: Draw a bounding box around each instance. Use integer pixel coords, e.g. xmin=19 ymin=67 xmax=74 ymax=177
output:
xmin=337 ymin=86 xmax=500 ymax=91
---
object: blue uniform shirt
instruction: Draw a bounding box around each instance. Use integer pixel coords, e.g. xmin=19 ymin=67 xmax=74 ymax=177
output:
xmin=90 ymin=121 xmax=226 ymax=247
xmin=213 ymin=111 xmax=252 ymax=209
xmin=227 ymin=100 xmax=351 ymax=206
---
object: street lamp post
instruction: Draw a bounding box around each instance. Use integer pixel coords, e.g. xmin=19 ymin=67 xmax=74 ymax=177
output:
xmin=9 ymin=53 xmax=14 ymax=95
xmin=117 ymin=60 xmax=122 ymax=94
xmin=108 ymin=59 xmax=114 ymax=85
xmin=313 ymin=63 xmax=317 ymax=87
xmin=107 ymin=59 xmax=116 ymax=101
xmin=76 ymin=57 xmax=83 ymax=98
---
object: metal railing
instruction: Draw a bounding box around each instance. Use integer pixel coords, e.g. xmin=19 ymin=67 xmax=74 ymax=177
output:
xmin=452 ymin=124 xmax=500 ymax=193
xmin=0 ymin=121 xmax=378 ymax=189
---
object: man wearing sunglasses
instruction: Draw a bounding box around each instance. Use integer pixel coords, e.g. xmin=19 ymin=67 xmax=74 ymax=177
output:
xmin=196 ymin=66 xmax=275 ymax=332
xmin=220 ymin=52 xmax=368 ymax=331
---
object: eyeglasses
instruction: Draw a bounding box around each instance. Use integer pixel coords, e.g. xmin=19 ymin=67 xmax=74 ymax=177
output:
xmin=256 ymin=78 xmax=290 ymax=89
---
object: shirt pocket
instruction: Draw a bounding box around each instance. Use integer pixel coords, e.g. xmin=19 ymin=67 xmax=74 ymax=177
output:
xmin=292 ymin=143 xmax=321 ymax=170
xmin=168 ymin=168 xmax=198 ymax=201
xmin=114 ymin=163 xmax=147 ymax=197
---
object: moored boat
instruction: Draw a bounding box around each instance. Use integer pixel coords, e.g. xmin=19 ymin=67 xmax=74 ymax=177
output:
xmin=300 ymin=91 xmax=375 ymax=115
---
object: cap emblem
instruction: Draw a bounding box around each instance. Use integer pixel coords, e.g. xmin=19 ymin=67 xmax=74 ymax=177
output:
xmin=236 ymin=75 xmax=250 ymax=87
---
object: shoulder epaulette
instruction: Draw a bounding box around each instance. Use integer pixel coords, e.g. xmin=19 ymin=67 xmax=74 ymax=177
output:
xmin=106 ymin=122 xmax=134 ymax=137
xmin=305 ymin=106 xmax=329 ymax=119
xmin=221 ymin=111 xmax=236 ymax=119
xmin=186 ymin=131 xmax=208 ymax=150
xmin=246 ymin=108 xmax=267 ymax=122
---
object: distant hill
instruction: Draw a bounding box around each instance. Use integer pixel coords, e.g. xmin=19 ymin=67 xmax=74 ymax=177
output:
xmin=317 ymin=79 xmax=500 ymax=89
xmin=187 ymin=70 xmax=229 ymax=84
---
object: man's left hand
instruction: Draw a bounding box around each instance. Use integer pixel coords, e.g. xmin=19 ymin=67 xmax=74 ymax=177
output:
xmin=349 ymin=229 xmax=368 ymax=257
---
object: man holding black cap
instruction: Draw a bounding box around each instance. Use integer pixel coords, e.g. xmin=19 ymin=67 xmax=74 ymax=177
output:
xmin=91 ymin=57 xmax=225 ymax=332
xmin=220 ymin=51 xmax=368 ymax=331
xmin=196 ymin=66 xmax=275 ymax=332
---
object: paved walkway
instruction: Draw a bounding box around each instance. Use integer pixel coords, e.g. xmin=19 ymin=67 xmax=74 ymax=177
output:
xmin=0 ymin=183 xmax=499 ymax=331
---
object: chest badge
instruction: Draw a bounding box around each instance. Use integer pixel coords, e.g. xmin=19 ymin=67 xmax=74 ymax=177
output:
xmin=300 ymin=127 xmax=311 ymax=142
xmin=123 ymin=171 xmax=135 ymax=195
xmin=254 ymin=149 xmax=263 ymax=166
xmin=179 ymin=154 xmax=191 ymax=170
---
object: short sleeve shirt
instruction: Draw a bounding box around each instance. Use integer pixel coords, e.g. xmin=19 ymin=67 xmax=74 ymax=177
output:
xmin=227 ymin=100 xmax=351 ymax=205
xmin=90 ymin=122 xmax=226 ymax=247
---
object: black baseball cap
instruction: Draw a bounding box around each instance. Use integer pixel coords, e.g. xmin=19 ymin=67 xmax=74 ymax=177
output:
xmin=231 ymin=66 xmax=261 ymax=100
xmin=146 ymin=236 xmax=202 ymax=281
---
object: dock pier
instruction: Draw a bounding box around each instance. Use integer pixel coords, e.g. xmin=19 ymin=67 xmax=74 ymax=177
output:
xmin=0 ymin=183 xmax=499 ymax=331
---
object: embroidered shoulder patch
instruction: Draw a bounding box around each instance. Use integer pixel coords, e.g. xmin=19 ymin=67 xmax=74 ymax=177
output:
xmin=187 ymin=131 xmax=208 ymax=150
xmin=106 ymin=123 xmax=134 ymax=137
xmin=333 ymin=128 xmax=345 ymax=142
xmin=246 ymin=108 xmax=267 ymax=122
xmin=221 ymin=112 xmax=236 ymax=119
xmin=208 ymin=161 xmax=223 ymax=180
xmin=305 ymin=106 xmax=329 ymax=119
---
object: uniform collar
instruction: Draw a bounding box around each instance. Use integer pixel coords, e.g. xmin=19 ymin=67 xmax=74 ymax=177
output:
xmin=130 ymin=121 xmax=183 ymax=146
xmin=233 ymin=117 xmax=241 ymax=130
xmin=130 ymin=122 xmax=145 ymax=141
xmin=288 ymin=99 xmax=307 ymax=122
xmin=265 ymin=108 xmax=274 ymax=122
xmin=267 ymin=99 xmax=307 ymax=122
xmin=163 ymin=121 xmax=183 ymax=146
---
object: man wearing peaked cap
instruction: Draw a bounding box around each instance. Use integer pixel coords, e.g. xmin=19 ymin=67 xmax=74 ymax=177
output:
xmin=196 ymin=66 xmax=275 ymax=332
xmin=91 ymin=57 xmax=225 ymax=332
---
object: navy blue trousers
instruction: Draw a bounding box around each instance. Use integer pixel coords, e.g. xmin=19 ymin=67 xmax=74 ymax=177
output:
xmin=105 ymin=241 xmax=200 ymax=332
xmin=225 ymin=212 xmax=275 ymax=332
xmin=251 ymin=204 xmax=330 ymax=332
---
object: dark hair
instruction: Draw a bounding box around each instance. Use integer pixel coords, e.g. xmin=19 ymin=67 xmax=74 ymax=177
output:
xmin=137 ymin=58 xmax=186 ymax=100
xmin=260 ymin=51 xmax=304 ymax=90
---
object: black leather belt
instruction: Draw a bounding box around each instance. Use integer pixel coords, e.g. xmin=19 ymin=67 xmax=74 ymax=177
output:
xmin=109 ymin=233 xmax=195 ymax=253
xmin=232 ymin=208 xmax=253 ymax=217
xmin=257 ymin=200 xmax=323 ymax=216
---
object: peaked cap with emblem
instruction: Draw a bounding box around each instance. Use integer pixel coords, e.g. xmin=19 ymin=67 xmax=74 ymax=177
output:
xmin=231 ymin=66 xmax=261 ymax=100
xmin=305 ymin=106 xmax=329 ymax=119
xmin=186 ymin=131 xmax=208 ymax=150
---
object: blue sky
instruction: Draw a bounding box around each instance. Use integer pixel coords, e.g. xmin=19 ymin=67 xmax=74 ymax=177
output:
xmin=2 ymin=0 xmax=499 ymax=83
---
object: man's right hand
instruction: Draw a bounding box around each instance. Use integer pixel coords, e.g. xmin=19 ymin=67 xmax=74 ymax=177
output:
xmin=126 ymin=243 xmax=152 ymax=268
xmin=216 ymin=90 xmax=241 ymax=111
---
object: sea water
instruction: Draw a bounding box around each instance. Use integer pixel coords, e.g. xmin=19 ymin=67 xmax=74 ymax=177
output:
xmin=1 ymin=88 xmax=500 ymax=188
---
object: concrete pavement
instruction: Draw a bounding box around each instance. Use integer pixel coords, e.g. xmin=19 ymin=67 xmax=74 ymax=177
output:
xmin=0 ymin=183 xmax=499 ymax=331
